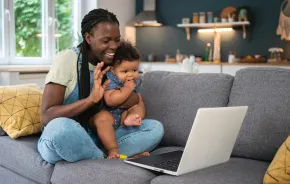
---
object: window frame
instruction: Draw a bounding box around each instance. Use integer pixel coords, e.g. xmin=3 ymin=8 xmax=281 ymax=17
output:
xmin=1 ymin=0 xmax=84 ymax=65
xmin=1 ymin=0 xmax=9 ymax=64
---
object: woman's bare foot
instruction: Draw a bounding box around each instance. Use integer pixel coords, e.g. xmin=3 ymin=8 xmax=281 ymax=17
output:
xmin=124 ymin=114 xmax=142 ymax=126
xmin=130 ymin=152 xmax=150 ymax=158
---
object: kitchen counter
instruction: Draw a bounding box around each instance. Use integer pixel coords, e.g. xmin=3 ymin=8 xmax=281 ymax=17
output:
xmin=0 ymin=65 xmax=51 ymax=73
xmin=139 ymin=61 xmax=290 ymax=75
xmin=141 ymin=61 xmax=290 ymax=66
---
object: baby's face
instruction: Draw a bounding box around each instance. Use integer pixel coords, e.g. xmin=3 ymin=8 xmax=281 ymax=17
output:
xmin=112 ymin=60 xmax=139 ymax=83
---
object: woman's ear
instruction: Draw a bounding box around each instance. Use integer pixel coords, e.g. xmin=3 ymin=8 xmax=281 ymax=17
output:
xmin=84 ymin=33 xmax=91 ymax=44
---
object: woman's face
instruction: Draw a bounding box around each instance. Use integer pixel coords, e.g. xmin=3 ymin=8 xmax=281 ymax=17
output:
xmin=85 ymin=22 xmax=121 ymax=65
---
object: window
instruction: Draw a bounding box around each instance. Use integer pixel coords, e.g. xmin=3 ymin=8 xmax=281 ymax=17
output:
xmin=13 ymin=0 xmax=44 ymax=57
xmin=1 ymin=0 xmax=83 ymax=65
xmin=55 ymin=0 xmax=81 ymax=52
xmin=0 ymin=0 xmax=4 ymax=59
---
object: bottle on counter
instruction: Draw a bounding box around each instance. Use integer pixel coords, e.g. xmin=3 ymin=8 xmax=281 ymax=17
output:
xmin=147 ymin=53 xmax=155 ymax=62
xmin=181 ymin=56 xmax=192 ymax=73
xmin=228 ymin=51 xmax=235 ymax=63
xmin=204 ymin=43 xmax=211 ymax=61
xmin=209 ymin=46 xmax=213 ymax=62
xmin=176 ymin=49 xmax=181 ymax=63
xmin=189 ymin=55 xmax=199 ymax=73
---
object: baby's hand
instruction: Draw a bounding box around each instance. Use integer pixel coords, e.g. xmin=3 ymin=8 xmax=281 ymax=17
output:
xmin=124 ymin=80 xmax=136 ymax=90
xmin=107 ymin=148 xmax=120 ymax=159
xmin=124 ymin=114 xmax=142 ymax=126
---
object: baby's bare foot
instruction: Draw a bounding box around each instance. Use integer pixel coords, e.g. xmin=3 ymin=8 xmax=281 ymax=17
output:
xmin=124 ymin=114 xmax=142 ymax=126
xmin=131 ymin=152 xmax=150 ymax=158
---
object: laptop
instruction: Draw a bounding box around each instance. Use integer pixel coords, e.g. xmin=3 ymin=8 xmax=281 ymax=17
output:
xmin=124 ymin=106 xmax=248 ymax=176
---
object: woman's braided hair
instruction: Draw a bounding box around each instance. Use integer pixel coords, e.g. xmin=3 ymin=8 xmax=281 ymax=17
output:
xmin=77 ymin=9 xmax=119 ymax=126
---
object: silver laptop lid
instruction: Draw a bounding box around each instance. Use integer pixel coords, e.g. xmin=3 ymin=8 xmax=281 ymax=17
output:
xmin=177 ymin=106 xmax=248 ymax=175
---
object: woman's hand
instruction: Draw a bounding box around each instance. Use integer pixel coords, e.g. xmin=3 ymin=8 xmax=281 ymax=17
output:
xmin=87 ymin=62 xmax=110 ymax=104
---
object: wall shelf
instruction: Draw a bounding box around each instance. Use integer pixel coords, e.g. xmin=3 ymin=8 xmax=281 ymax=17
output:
xmin=177 ymin=21 xmax=250 ymax=40
xmin=177 ymin=21 xmax=250 ymax=28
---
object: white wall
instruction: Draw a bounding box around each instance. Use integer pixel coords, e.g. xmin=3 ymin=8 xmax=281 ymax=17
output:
xmin=81 ymin=0 xmax=98 ymax=19
xmin=97 ymin=0 xmax=136 ymax=43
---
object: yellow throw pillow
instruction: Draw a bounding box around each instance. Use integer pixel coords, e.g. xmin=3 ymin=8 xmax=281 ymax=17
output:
xmin=0 ymin=84 xmax=42 ymax=139
xmin=264 ymin=135 xmax=290 ymax=184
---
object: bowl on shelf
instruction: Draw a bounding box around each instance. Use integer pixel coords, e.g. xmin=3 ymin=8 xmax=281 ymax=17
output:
xmin=239 ymin=55 xmax=267 ymax=63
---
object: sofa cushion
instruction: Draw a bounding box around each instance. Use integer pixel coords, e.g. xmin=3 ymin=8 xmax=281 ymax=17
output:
xmin=0 ymin=165 xmax=38 ymax=184
xmin=229 ymin=68 xmax=290 ymax=161
xmin=0 ymin=84 xmax=42 ymax=139
xmin=150 ymin=158 xmax=269 ymax=184
xmin=0 ymin=136 xmax=54 ymax=184
xmin=140 ymin=71 xmax=234 ymax=147
xmin=51 ymin=159 xmax=158 ymax=184
xmin=264 ymin=135 xmax=290 ymax=183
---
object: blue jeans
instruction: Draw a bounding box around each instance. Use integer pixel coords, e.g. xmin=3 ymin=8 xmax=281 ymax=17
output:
xmin=37 ymin=117 xmax=164 ymax=164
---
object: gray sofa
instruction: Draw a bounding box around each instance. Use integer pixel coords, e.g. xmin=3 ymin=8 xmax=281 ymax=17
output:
xmin=1 ymin=67 xmax=290 ymax=184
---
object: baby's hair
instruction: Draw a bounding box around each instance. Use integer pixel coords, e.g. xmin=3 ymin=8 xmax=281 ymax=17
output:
xmin=77 ymin=8 xmax=119 ymax=125
xmin=112 ymin=41 xmax=140 ymax=66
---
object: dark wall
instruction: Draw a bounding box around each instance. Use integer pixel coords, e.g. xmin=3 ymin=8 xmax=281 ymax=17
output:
xmin=136 ymin=0 xmax=286 ymax=62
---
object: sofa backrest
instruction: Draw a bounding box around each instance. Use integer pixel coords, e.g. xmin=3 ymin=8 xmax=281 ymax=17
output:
xmin=140 ymin=71 xmax=234 ymax=147
xmin=229 ymin=68 xmax=290 ymax=162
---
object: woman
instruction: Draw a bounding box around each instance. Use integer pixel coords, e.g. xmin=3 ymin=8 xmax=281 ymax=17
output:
xmin=37 ymin=8 xmax=164 ymax=164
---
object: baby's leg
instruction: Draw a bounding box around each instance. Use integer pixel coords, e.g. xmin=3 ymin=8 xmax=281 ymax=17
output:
xmin=91 ymin=110 xmax=119 ymax=158
xmin=120 ymin=111 xmax=143 ymax=126
xmin=123 ymin=113 xmax=142 ymax=126
xmin=120 ymin=111 xmax=128 ymax=126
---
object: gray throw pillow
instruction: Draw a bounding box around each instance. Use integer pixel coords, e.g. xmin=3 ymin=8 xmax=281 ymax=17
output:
xmin=0 ymin=126 xmax=7 ymax=136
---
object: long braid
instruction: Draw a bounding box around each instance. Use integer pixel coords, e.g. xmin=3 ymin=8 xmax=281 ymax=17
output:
xmin=77 ymin=9 xmax=119 ymax=126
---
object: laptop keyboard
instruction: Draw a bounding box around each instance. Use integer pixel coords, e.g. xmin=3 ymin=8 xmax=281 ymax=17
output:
xmin=153 ymin=158 xmax=180 ymax=171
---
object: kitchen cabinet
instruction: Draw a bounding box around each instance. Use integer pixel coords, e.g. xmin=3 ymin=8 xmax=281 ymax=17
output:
xmin=140 ymin=62 xmax=290 ymax=76
xmin=221 ymin=63 xmax=290 ymax=76
xmin=139 ymin=62 xmax=221 ymax=73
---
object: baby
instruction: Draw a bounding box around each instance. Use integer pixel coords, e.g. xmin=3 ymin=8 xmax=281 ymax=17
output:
xmin=91 ymin=41 xmax=147 ymax=159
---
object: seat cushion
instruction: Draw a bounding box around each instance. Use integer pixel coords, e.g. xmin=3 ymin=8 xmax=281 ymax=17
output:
xmin=51 ymin=159 xmax=158 ymax=184
xmin=0 ymin=136 xmax=54 ymax=184
xmin=228 ymin=68 xmax=290 ymax=161
xmin=150 ymin=158 xmax=269 ymax=184
xmin=0 ymin=165 xmax=38 ymax=184
xmin=140 ymin=71 xmax=234 ymax=147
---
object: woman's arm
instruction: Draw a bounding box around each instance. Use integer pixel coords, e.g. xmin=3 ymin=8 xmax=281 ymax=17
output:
xmin=41 ymin=62 xmax=110 ymax=126
xmin=41 ymin=83 xmax=95 ymax=126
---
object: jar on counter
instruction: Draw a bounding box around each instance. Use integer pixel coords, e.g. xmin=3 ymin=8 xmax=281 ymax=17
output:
xmin=207 ymin=12 xmax=213 ymax=23
xmin=199 ymin=12 xmax=206 ymax=23
xmin=192 ymin=12 xmax=199 ymax=23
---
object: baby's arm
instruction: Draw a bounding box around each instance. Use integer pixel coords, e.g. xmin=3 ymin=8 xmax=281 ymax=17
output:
xmin=104 ymin=80 xmax=136 ymax=107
